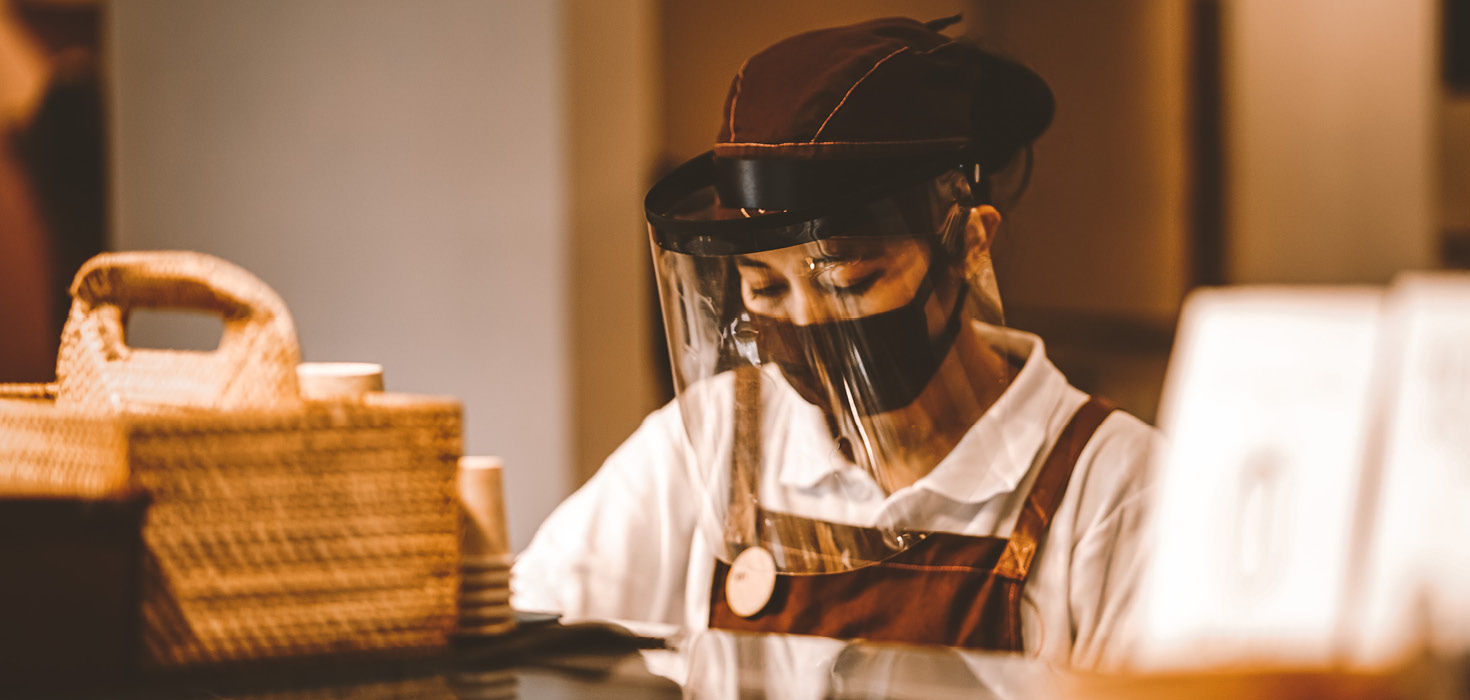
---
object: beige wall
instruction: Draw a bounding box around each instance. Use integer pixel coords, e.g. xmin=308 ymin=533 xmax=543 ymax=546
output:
xmin=966 ymin=0 xmax=1193 ymax=322
xmin=109 ymin=0 xmax=570 ymax=550
xmin=1224 ymin=0 xmax=1437 ymax=284
xmin=564 ymin=0 xmax=662 ymax=485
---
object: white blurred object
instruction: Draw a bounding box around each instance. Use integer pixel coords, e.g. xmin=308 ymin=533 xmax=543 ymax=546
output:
xmin=1133 ymin=287 xmax=1386 ymax=669
xmin=295 ymin=362 xmax=384 ymax=399
xmin=1351 ymin=273 xmax=1470 ymax=664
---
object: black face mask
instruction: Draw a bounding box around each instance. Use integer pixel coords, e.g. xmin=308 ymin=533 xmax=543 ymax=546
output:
xmin=747 ymin=274 xmax=968 ymax=416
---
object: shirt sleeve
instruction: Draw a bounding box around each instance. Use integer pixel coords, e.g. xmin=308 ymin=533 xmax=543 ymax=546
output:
xmin=1065 ymin=414 xmax=1161 ymax=670
xmin=510 ymin=401 xmax=701 ymax=626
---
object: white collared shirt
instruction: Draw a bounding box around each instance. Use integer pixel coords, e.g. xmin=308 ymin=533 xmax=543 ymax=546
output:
xmin=512 ymin=327 xmax=1159 ymax=669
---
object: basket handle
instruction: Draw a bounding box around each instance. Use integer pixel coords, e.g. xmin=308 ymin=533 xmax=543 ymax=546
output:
xmin=55 ymin=251 xmax=303 ymax=410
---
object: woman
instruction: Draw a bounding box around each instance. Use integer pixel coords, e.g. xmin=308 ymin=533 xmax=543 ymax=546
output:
xmin=513 ymin=16 xmax=1157 ymax=669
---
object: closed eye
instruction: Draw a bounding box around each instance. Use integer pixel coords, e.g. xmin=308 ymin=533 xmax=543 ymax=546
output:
xmin=822 ymin=270 xmax=883 ymax=297
xmin=747 ymin=279 xmax=789 ymax=298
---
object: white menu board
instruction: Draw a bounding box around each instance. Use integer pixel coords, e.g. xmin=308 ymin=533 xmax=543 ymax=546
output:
xmin=1133 ymin=287 xmax=1385 ymax=670
xmin=1350 ymin=273 xmax=1470 ymax=664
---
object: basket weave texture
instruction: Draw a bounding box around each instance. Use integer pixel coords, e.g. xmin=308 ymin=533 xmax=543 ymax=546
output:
xmin=0 ymin=251 xmax=461 ymax=668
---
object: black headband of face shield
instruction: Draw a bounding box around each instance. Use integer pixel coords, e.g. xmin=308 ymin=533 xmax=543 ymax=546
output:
xmin=712 ymin=155 xmax=954 ymax=211
xmin=645 ymin=151 xmax=973 ymax=256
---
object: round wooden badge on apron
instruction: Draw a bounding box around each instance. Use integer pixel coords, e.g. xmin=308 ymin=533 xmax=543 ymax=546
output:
xmin=725 ymin=546 xmax=777 ymax=618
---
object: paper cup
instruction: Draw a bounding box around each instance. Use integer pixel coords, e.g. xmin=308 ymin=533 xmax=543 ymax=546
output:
xmin=296 ymin=362 xmax=384 ymax=399
xmin=448 ymin=669 xmax=517 ymax=700
xmin=458 ymin=591 xmax=511 ymax=605
xmin=460 ymin=566 xmax=510 ymax=581
xmin=455 ymin=624 xmax=517 ymax=639
xmin=458 ymin=576 xmax=511 ymax=594
xmin=449 ymin=668 xmax=517 ymax=687
xmin=461 ymin=556 xmax=513 ymax=573
xmin=461 ymin=564 xmax=510 ymax=576
xmin=456 ymin=618 xmax=517 ymax=636
xmin=457 ymin=613 xmax=516 ymax=634
xmin=459 ymin=603 xmax=514 ymax=619
xmin=459 ymin=456 xmax=510 ymax=557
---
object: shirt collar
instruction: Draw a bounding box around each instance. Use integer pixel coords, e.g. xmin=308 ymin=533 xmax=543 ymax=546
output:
xmin=770 ymin=382 xmax=849 ymax=489
xmin=773 ymin=325 xmax=1070 ymax=504
xmin=912 ymin=327 xmax=1069 ymax=504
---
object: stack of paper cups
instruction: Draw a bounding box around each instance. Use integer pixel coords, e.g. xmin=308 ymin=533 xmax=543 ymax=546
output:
xmin=458 ymin=456 xmax=514 ymax=636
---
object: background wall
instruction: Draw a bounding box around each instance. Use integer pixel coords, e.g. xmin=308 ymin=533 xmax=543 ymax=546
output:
xmin=964 ymin=0 xmax=1193 ymax=323
xmin=1223 ymin=0 xmax=1437 ymax=284
xmin=564 ymin=0 xmax=661 ymax=487
xmin=109 ymin=0 xmax=574 ymax=550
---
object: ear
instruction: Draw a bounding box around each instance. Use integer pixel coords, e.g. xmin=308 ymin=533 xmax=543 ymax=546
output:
xmin=962 ymin=205 xmax=1002 ymax=278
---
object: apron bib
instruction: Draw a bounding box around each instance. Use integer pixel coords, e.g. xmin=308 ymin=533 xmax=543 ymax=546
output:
xmin=710 ymin=393 xmax=1116 ymax=651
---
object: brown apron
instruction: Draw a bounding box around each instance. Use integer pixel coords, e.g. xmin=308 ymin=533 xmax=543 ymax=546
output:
xmin=709 ymin=383 xmax=1116 ymax=651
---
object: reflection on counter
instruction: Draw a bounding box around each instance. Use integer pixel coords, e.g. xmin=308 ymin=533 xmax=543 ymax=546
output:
xmin=666 ymin=628 xmax=1063 ymax=700
xmin=7 ymin=610 xmax=1470 ymax=699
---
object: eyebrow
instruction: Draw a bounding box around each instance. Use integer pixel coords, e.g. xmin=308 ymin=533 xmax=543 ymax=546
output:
xmin=812 ymin=252 xmax=867 ymax=264
xmin=734 ymin=251 xmax=873 ymax=270
xmin=813 ymin=241 xmax=890 ymax=264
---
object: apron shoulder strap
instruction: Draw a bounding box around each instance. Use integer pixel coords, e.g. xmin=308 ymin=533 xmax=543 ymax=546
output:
xmin=994 ymin=396 xmax=1117 ymax=581
xmin=726 ymin=364 xmax=763 ymax=548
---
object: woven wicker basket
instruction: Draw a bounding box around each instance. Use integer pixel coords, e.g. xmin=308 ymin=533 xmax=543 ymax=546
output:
xmin=0 ymin=251 xmax=461 ymax=669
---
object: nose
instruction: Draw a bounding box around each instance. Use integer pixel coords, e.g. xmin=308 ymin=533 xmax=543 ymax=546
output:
xmin=780 ymin=282 xmax=833 ymax=326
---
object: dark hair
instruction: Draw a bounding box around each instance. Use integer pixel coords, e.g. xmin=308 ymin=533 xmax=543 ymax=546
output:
xmin=970 ymin=144 xmax=1036 ymax=213
xmin=904 ymin=144 xmax=1035 ymax=267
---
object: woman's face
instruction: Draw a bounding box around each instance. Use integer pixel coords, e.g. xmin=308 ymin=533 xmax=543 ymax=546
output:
xmin=733 ymin=236 xmax=932 ymax=324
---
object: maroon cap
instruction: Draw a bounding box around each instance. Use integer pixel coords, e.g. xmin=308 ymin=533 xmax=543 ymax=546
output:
xmin=646 ymin=16 xmax=1055 ymax=241
xmin=714 ymin=16 xmax=1053 ymax=171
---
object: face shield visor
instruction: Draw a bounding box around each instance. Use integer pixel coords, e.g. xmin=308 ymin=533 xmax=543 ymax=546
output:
xmin=646 ymin=152 xmax=1016 ymax=575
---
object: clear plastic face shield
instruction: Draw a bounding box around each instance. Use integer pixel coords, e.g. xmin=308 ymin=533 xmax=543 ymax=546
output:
xmin=646 ymin=153 xmax=1016 ymax=574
